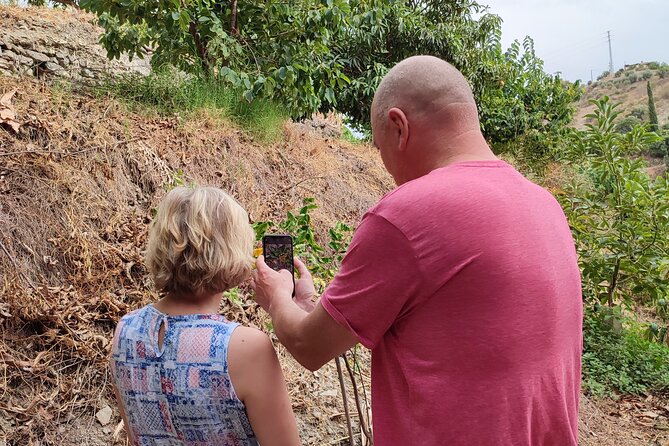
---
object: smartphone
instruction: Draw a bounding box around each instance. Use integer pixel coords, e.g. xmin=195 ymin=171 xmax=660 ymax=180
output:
xmin=262 ymin=234 xmax=295 ymax=279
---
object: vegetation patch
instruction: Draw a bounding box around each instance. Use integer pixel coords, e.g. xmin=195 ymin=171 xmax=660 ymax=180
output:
xmin=97 ymin=68 xmax=289 ymax=143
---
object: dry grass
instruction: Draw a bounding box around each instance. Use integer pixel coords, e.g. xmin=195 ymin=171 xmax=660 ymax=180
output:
xmin=0 ymin=74 xmax=388 ymax=445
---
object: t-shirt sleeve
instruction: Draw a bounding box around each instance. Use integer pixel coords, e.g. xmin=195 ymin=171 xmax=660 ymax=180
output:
xmin=320 ymin=212 xmax=423 ymax=349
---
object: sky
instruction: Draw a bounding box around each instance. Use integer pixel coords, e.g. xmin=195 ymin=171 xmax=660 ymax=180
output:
xmin=482 ymin=0 xmax=669 ymax=82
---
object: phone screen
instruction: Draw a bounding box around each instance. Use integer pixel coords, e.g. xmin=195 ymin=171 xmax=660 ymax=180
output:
xmin=262 ymin=235 xmax=294 ymax=275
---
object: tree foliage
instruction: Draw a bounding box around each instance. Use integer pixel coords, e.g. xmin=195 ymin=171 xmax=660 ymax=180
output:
xmin=647 ymin=81 xmax=659 ymax=132
xmin=558 ymin=98 xmax=669 ymax=336
xmin=80 ymin=0 xmax=580 ymax=143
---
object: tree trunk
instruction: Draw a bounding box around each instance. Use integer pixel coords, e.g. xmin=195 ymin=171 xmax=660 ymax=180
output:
xmin=230 ymin=0 xmax=239 ymax=35
xmin=607 ymin=258 xmax=621 ymax=307
xmin=188 ymin=22 xmax=210 ymax=73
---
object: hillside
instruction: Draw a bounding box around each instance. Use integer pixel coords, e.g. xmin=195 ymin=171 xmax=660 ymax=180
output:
xmin=0 ymin=73 xmax=391 ymax=445
xmin=573 ymin=62 xmax=669 ymax=129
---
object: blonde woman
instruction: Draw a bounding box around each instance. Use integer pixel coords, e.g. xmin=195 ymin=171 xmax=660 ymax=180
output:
xmin=110 ymin=187 xmax=300 ymax=446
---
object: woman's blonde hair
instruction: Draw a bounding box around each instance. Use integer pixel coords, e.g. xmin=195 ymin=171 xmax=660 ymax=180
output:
xmin=145 ymin=187 xmax=254 ymax=295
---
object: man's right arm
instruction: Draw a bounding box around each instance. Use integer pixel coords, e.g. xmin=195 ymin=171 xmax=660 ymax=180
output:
xmin=270 ymin=298 xmax=359 ymax=371
xmin=253 ymin=212 xmax=423 ymax=370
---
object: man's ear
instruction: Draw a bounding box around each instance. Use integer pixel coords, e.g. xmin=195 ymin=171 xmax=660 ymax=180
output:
xmin=388 ymin=107 xmax=409 ymax=152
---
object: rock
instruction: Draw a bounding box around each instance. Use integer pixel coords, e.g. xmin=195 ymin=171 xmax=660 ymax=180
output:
xmin=24 ymin=49 xmax=50 ymax=64
xmin=95 ymin=405 xmax=113 ymax=426
xmin=319 ymin=389 xmax=338 ymax=398
xmin=43 ymin=61 xmax=62 ymax=73
xmin=2 ymin=50 xmax=17 ymax=60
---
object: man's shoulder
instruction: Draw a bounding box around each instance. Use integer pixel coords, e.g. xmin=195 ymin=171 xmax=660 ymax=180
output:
xmin=369 ymin=169 xmax=460 ymax=221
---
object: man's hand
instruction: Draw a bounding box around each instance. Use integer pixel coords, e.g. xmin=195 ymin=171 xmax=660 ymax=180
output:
xmin=251 ymin=255 xmax=294 ymax=313
xmin=251 ymin=255 xmax=358 ymax=372
xmin=251 ymin=256 xmax=317 ymax=314
xmin=294 ymin=257 xmax=317 ymax=313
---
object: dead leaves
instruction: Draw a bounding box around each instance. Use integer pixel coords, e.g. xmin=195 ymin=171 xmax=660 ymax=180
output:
xmin=1 ymin=89 xmax=21 ymax=133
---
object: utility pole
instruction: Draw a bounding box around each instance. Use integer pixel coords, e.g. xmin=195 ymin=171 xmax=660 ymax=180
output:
xmin=607 ymin=30 xmax=614 ymax=74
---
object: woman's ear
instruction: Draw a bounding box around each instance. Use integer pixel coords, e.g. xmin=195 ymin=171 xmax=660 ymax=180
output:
xmin=388 ymin=107 xmax=409 ymax=152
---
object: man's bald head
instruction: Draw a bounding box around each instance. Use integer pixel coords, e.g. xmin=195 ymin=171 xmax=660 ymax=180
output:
xmin=371 ymin=56 xmax=478 ymax=129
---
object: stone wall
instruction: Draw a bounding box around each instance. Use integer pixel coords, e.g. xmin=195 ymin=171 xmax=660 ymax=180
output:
xmin=0 ymin=6 xmax=150 ymax=82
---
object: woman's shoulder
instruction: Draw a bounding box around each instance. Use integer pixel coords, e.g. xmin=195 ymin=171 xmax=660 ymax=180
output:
xmin=227 ymin=326 xmax=278 ymax=401
xmin=229 ymin=326 xmax=276 ymax=363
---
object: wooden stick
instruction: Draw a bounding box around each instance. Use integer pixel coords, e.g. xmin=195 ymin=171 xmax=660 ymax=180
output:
xmin=336 ymin=356 xmax=355 ymax=445
xmin=343 ymin=352 xmax=373 ymax=444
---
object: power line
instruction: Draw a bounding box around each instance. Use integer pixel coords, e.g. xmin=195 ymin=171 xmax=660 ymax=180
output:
xmin=540 ymin=32 xmax=609 ymax=58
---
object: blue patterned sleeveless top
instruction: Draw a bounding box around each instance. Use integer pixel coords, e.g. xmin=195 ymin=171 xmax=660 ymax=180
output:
xmin=110 ymin=304 xmax=258 ymax=446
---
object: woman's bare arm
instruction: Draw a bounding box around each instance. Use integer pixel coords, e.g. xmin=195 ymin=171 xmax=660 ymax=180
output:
xmin=112 ymin=383 xmax=135 ymax=445
xmin=228 ymin=326 xmax=300 ymax=446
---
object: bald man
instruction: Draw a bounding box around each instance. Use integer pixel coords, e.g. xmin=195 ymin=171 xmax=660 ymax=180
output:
xmin=252 ymin=56 xmax=582 ymax=445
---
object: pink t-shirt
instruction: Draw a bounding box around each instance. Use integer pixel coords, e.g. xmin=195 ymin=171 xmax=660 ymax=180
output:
xmin=321 ymin=160 xmax=582 ymax=446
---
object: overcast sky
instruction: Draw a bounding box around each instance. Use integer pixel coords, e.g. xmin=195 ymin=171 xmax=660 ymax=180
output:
xmin=482 ymin=0 xmax=669 ymax=82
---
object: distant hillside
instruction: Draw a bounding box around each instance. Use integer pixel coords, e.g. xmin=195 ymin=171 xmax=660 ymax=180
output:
xmin=572 ymin=62 xmax=669 ymax=129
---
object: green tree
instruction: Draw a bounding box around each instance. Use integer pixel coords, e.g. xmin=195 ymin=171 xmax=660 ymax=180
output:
xmin=558 ymin=98 xmax=668 ymax=318
xmin=648 ymin=81 xmax=659 ymax=132
xmin=80 ymin=0 xmax=353 ymax=116
xmin=82 ymin=0 xmax=580 ymax=142
xmin=332 ymin=2 xmax=581 ymax=143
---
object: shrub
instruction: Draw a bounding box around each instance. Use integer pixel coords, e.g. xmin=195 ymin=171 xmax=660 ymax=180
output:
xmin=628 ymin=107 xmax=646 ymax=120
xmin=649 ymin=140 xmax=668 ymax=158
xmin=582 ymin=308 xmax=669 ymax=396
xmin=626 ymin=72 xmax=639 ymax=83
xmin=616 ymin=116 xmax=641 ymax=134
xmin=558 ymin=98 xmax=669 ymax=313
xmin=659 ymin=68 xmax=669 ymax=79
xmin=648 ymin=62 xmax=661 ymax=70
xmin=642 ymin=70 xmax=653 ymax=80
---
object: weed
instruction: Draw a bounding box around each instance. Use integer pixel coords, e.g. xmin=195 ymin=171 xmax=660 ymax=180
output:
xmin=96 ymin=67 xmax=288 ymax=144
xmin=583 ymin=307 xmax=669 ymax=396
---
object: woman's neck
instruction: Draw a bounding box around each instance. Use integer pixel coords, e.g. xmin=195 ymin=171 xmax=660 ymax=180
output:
xmin=153 ymin=291 xmax=224 ymax=316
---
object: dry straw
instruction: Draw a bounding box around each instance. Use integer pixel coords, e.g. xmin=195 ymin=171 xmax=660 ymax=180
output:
xmin=0 ymin=75 xmax=389 ymax=445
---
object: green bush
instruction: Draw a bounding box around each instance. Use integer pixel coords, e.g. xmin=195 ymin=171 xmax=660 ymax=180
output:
xmin=583 ymin=308 xmax=669 ymax=396
xmin=642 ymin=70 xmax=653 ymax=80
xmin=626 ymin=72 xmax=639 ymax=83
xmin=648 ymin=62 xmax=661 ymax=70
xmin=558 ymin=98 xmax=669 ymax=312
xmin=616 ymin=116 xmax=641 ymax=134
xmin=97 ymin=68 xmax=288 ymax=143
xmin=628 ymin=107 xmax=646 ymax=120
xmin=649 ymin=139 xmax=668 ymax=158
